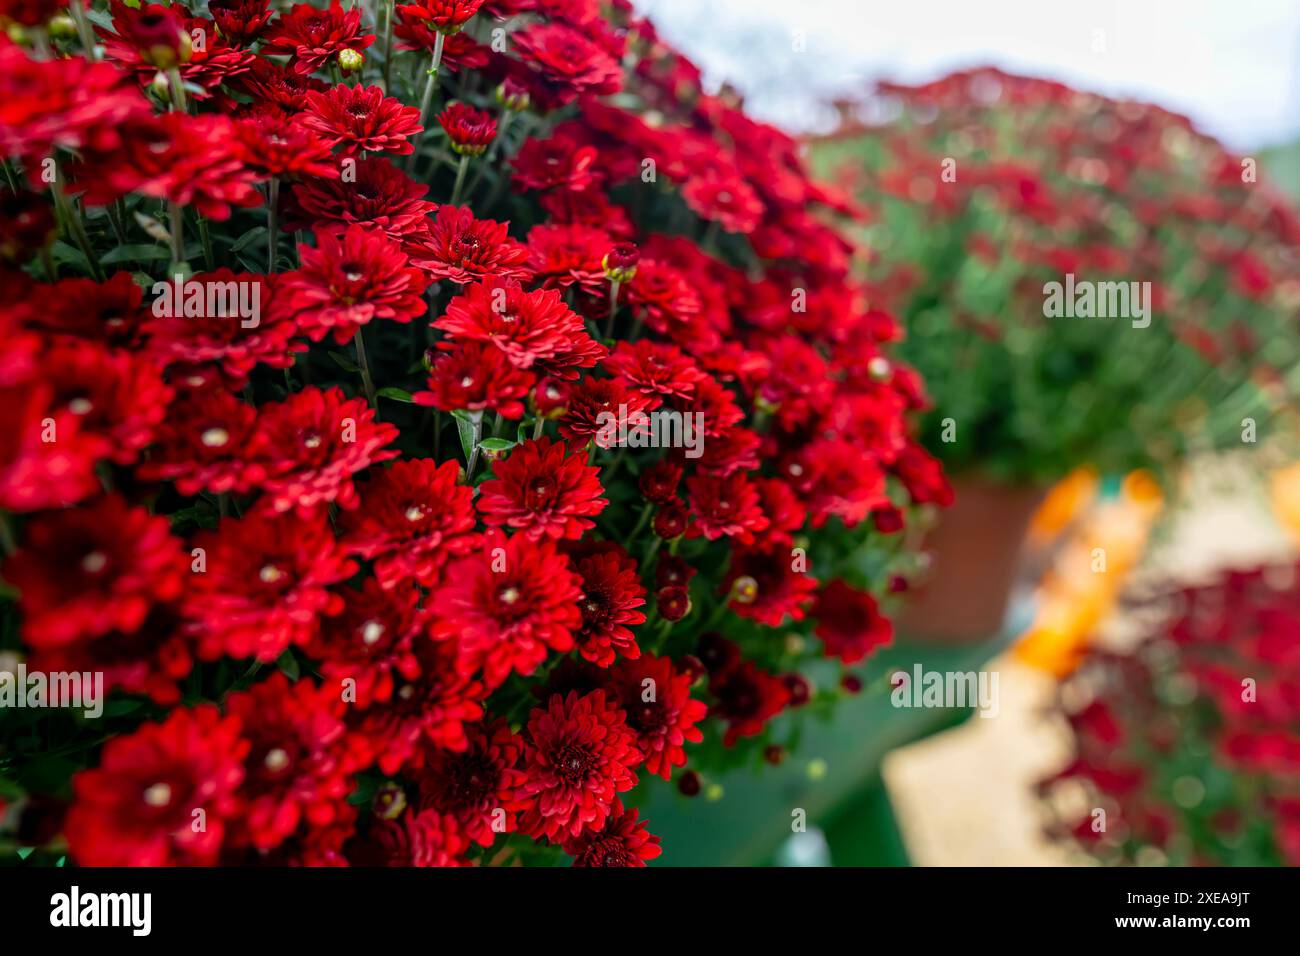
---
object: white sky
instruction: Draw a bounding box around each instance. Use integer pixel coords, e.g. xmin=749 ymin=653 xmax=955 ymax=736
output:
xmin=634 ymin=0 xmax=1300 ymax=149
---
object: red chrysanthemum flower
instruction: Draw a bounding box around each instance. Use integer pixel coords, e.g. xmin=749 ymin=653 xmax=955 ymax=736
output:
xmin=223 ymin=673 xmax=355 ymax=852
xmin=260 ymin=0 xmax=375 ymax=75
xmin=477 ymin=437 xmax=608 ymax=540
xmin=0 ymin=384 xmax=102 ymax=512
xmin=434 ymin=278 xmax=605 ymax=378
xmin=22 ymin=270 xmax=149 ymax=347
xmin=514 ymin=689 xmax=642 ymax=842
xmin=682 ymin=172 xmax=765 ymax=234
xmin=605 ymin=339 xmax=705 ymax=405
xmin=394 ymin=0 xmax=485 ymax=34
xmin=78 ymin=112 xmax=262 ymax=219
xmin=64 ymin=706 xmax=248 ymax=866
xmin=395 ymin=16 xmax=490 ymax=69
xmin=301 ymin=84 xmax=422 ymax=157
xmin=709 ymin=658 xmax=791 ymax=747
xmin=338 ymin=458 xmax=478 ymax=589
xmin=143 ymin=270 xmax=300 ymax=388
xmin=418 ymin=717 xmax=527 ymax=846
xmin=4 ymin=495 xmax=186 ymax=647
xmin=252 ymin=386 xmax=400 ymax=516
xmin=512 ymin=134 xmax=600 ymax=193
xmin=431 ymin=532 xmax=583 ymax=689
xmin=722 ymin=540 xmax=819 ymax=627
xmin=100 ymin=2 xmax=255 ymax=95
xmin=353 ymin=808 xmax=468 ymax=867
xmin=237 ymin=56 xmax=330 ymax=112
xmin=513 ymin=22 xmax=622 ymax=107
xmin=567 ymin=543 xmax=646 ymax=667
xmin=556 ymin=377 xmax=655 ymax=448
xmin=26 ymin=604 xmax=193 ymax=706
xmin=183 ymin=510 xmax=357 ymax=662
xmin=38 ymin=339 xmax=171 ymax=466
xmin=233 ymin=109 xmax=339 ymax=181
xmin=624 ymin=258 xmax=703 ymax=338
xmin=525 ymin=222 xmax=609 ymax=294
xmin=291 ymin=157 xmax=437 ymax=244
xmin=275 ymin=225 xmax=427 ymax=344
xmin=414 ymin=339 xmax=534 ymax=419
xmin=136 ymin=387 xmax=269 ymax=496
xmin=812 ymin=579 xmax=893 ymax=664
xmin=685 ymin=472 xmax=770 ymax=543
xmin=438 ymin=102 xmax=497 ymax=156
xmin=0 ymin=41 xmax=150 ymax=179
xmin=349 ymin=635 xmax=485 ymax=774
xmin=607 ymin=652 xmax=707 ymax=779
xmin=562 ymin=798 xmax=661 ymax=867
xmin=208 ymin=0 xmax=275 ymax=46
xmin=409 ymin=206 xmax=532 ymax=284
xmin=306 ymin=578 xmax=424 ymax=707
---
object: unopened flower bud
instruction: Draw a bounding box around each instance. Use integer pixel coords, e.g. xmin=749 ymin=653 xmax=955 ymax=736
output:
xmin=602 ymin=242 xmax=640 ymax=283
xmin=47 ymin=14 xmax=78 ymax=40
xmin=729 ymin=574 xmax=758 ymax=605
xmin=495 ymin=78 xmax=530 ymax=112
xmin=338 ymin=48 xmax=365 ymax=74
xmin=373 ymin=783 xmax=407 ymax=820
xmin=132 ymin=10 xmax=191 ymax=69
xmin=652 ymin=502 xmax=687 ymax=539
xmin=656 ymin=585 xmax=691 ymax=622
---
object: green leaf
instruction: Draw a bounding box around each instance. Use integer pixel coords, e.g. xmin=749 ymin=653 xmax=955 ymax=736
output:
xmin=376 ymin=387 xmax=414 ymax=403
xmin=276 ymin=650 xmax=300 ymax=681
xmin=452 ymin=409 xmax=480 ymax=460
xmin=328 ymin=351 xmax=360 ymax=373
xmin=50 ymin=241 xmax=89 ymax=270
xmin=100 ymin=243 xmax=168 ymax=264
xmin=479 ymin=437 xmax=515 ymax=452
xmin=230 ymin=226 xmax=268 ymax=254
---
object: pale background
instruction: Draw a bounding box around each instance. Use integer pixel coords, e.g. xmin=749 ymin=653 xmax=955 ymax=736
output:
xmin=635 ymin=0 xmax=1300 ymax=149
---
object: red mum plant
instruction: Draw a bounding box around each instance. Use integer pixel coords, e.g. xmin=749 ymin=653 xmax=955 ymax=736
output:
xmin=64 ymin=706 xmax=248 ymax=866
xmin=275 ymin=224 xmax=428 ymax=344
xmin=476 ymin=436 xmax=607 ymax=540
xmin=562 ymin=798 xmax=661 ymax=867
xmin=1041 ymin=562 xmax=1300 ymax=866
xmin=1 ymin=1 xmax=941 ymax=869
xmin=513 ymin=689 xmax=642 ymax=841
xmin=301 ymin=83 xmax=422 ymax=156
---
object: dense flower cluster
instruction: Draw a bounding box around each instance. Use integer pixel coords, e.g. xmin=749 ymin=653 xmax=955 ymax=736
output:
xmin=0 ymin=0 xmax=946 ymax=866
xmin=1041 ymin=561 xmax=1300 ymax=866
xmin=817 ymin=67 xmax=1300 ymax=483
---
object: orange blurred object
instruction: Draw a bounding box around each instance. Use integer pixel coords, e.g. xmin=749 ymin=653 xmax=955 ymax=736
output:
xmin=1014 ymin=470 xmax=1163 ymax=677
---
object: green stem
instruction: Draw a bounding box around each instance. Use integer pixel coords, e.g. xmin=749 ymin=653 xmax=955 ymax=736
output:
xmin=449 ymin=153 xmax=469 ymax=205
xmin=67 ymin=0 xmax=98 ymax=59
xmin=168 ymin=201 xmax=186 ymax=272
xmin=464 ymin=411 xmax=484 ymax=482
xmin=166 ymin=67 xmax=187 ymax=113
xmin=198 ymin=215 xmax=215 ymax=271
xmin=381 ymin=0 xmax=395 ymax=92
xmin=406 ymin=32 xmax=445 ymax=173
xmin=267 ymin=177 xmax=279 ymax=272
xmin=51 ymin=179 xmax=103 ymax=281
xmin=603 ymin=279 xmax=621 ymax=339
xmin=354 ymin=328 xmax=378 ymax=409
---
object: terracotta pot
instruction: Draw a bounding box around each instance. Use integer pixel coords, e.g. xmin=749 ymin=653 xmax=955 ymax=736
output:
xmin=898 ymin=479 xmax=1048 ymax=644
